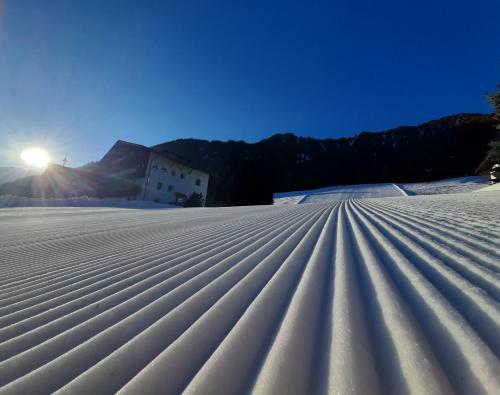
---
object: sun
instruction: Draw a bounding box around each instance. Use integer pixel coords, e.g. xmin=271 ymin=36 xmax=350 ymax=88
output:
xmin=20 ymin=147 xmax=51 ymax=168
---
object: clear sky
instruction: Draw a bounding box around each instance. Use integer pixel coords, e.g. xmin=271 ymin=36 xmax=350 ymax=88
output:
xmin=0 ymin=0 xmax=499 ymax=166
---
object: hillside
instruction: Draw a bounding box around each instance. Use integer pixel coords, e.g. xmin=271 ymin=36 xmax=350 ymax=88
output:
xmin=153 ymin=113 xmax=497 ymax=206
xmin=0 ymin=113 xmax=497 ymax=206
xmin=0 ymin=163 xmax=140 ymax=201
xmin=0 ymin=167 xmax=41 ymax=185
xmin=0 ymin=164 xmax=98 ymax=199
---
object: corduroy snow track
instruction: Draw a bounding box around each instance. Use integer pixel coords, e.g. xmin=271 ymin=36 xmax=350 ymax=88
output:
xmin=0 ymin=190 xmax=499 ymax=395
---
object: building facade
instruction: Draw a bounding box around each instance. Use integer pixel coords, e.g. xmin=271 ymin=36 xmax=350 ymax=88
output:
xmin=141 ymin=151 xmax=209 ymax=205
xmin=100 ymin=140 xmax=209 ymax=206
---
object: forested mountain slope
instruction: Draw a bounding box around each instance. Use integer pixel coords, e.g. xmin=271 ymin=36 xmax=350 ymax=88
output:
xmin=154 ymin=113 xmax=496 ymax=205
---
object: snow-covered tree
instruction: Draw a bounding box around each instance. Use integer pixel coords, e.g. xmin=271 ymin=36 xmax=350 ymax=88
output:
xmin=488 ymin=83 xmax=500 ymax=121
xmin=486 ymin=84 xmax=500 ymax=164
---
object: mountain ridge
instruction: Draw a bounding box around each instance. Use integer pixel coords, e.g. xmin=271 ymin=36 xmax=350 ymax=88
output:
xmin=152 ymin=112 xmax=497 ymax=205
xmin=0 ymin=166 xmax=42 ymax=185
xmin=0 ymin=113 xmax=497 ymax=206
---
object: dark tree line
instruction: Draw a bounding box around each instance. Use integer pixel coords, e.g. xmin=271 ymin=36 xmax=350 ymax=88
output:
xmin=153 ymin=113 xmax=497 ymax=206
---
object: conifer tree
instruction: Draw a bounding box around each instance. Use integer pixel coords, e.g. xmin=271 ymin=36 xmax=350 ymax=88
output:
xmin=486 ymin=84 xmax=500 ymax=164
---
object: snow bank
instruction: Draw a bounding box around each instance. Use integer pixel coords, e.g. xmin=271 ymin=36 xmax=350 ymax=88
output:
xmin=1 ymin=192 xmax=499 ymax=394
xmin=271 ymin=195 xmax=306 ymax=205
xmin=475 ymin=182 xmax=500 ymax=192
xmin=0 ymin=195 xmax=177 ymax=209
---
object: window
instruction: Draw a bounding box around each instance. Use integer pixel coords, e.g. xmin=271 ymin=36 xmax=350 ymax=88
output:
xmin=157 ymin=182 xmax=162 ymax=190
xmin=180 ymin=173 xmax=185 ymax=179
xmin=168 ymin=185 xmax=173 ymax=192
xmin=152 ymin=163 xmax=158 ymax=169
xmin=195 ymin=178 xmax=201 ymax=186
xmin=171 ymin=170 xmax=176 ymax=176
xmin=161 ymin=166 xmax=167 ymax=171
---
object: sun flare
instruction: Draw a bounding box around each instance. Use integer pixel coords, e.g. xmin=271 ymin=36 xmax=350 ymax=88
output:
xmin=20 ymin=147 xmax=50 ymax=168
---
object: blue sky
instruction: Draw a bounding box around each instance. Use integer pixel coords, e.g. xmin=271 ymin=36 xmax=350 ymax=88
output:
xmin=0 ymin=0 xmax=499 ymax=166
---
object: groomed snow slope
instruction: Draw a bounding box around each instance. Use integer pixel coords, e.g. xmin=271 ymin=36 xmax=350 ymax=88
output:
xmin=273 ymin=177 xmax=490 ymax=206
xmin=398 ymin=176 xmax=489 ymax=196
xmin=274 ymin=182 xmax=406 ymax=205
xmin=1 ymin=193 xmax=500 ymax=394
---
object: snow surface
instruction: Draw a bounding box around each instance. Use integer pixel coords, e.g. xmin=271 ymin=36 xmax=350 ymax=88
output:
xmin=398 ymin=176 xmax=489 ymax=196
xmin=274 ymin=177 xmax=489 ymax=206
xmin=476 ymin=182 xmax=500 ymax=192
xmin=0 ymin=189 xmax=499 ymax=394
xmin=274 ymin=183 xmax=405 ymax=205
xmin=0 ymin=195 xmax=177 ymax=209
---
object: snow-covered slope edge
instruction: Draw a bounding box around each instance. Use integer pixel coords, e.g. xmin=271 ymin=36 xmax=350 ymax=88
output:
xmin=274 ymin=177 xmax=490 ymax=205
xmin=398 ymin=176 xmax=488 ymax=196
xmin=274 ymin=183 xmax=405 ymax=205
xmin=475 ymin=183 xmax=500 ymax=192
xmin=0 ymin=192 xmax=499 ymax=394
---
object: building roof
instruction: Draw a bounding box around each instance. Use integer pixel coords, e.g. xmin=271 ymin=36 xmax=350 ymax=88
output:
xmin=105 ymin=140 xmax=208 ymax=174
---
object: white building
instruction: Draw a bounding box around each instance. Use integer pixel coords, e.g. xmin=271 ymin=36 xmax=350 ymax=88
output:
xmin=99 ymin=140 xmax=209 ymax=206
xmin=142 ymin=151 xmax=209 ymax=205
